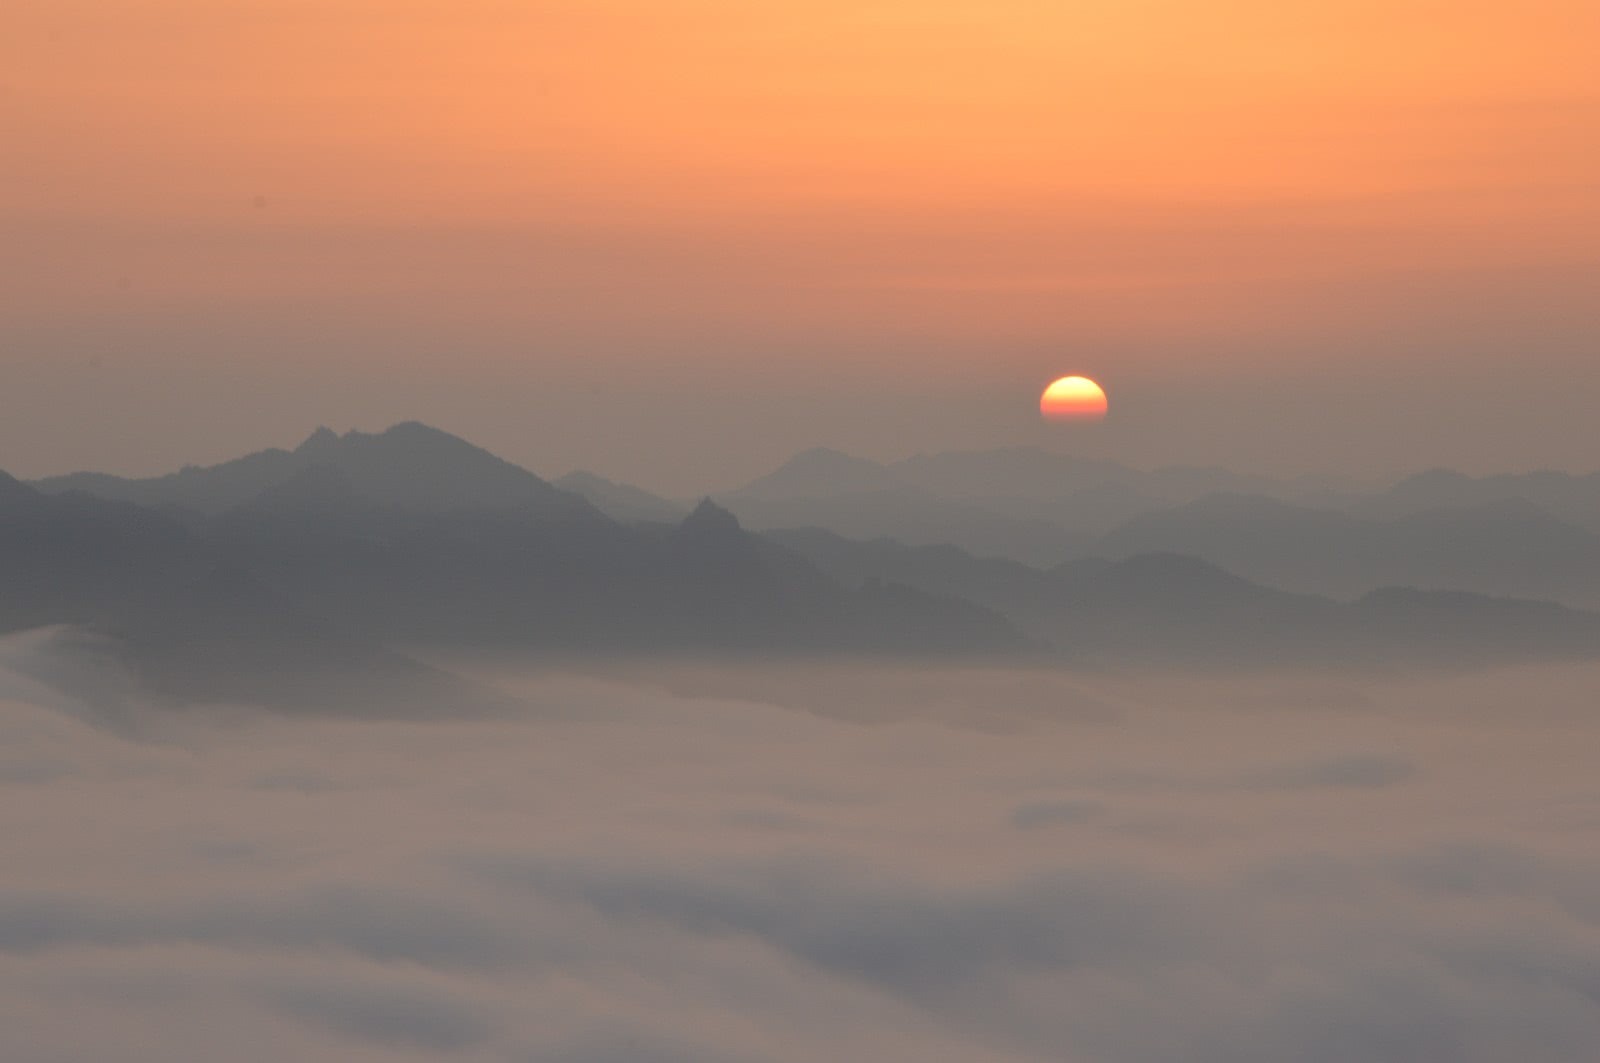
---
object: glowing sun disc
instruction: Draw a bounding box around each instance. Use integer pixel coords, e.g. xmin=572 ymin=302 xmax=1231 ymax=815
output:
xmin=1040 ymin=376 xmax=1108 ymax=422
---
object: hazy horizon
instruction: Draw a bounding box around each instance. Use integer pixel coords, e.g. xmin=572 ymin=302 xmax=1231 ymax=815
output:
xmin=5 ymin=1 xmax=1598 ymax=493
xmin=5 ymin=2 xmax=1598 ymax=1059
xmin=10 ymin=414 xmax=1599 ymax=502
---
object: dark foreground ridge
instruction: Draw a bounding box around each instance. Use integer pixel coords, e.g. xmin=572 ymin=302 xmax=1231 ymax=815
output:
xmin=5 ymin=426 xmax=1022 ymax=710
xmin=8 ymin=423 xmax=1600 ymax=711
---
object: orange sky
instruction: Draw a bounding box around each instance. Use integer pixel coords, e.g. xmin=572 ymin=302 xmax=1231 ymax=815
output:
xmin=2 ymin=1 xmax=1597 ymax=487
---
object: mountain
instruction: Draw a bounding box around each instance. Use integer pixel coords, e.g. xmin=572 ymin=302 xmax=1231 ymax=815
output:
xmin=4 ymin=446 xmax=1028 ymax=711
xmin=17 ymin=428 xmax=1600 ymax=686
xmin=0 ymin=470 xmax=44 ymax=509
xmin=723 ymin=446 xmax=1600 ymax=572
xmin=1351 ymin=586 xmax=1600 ymax=664
xmin=555 ymin=471 xmax=684 ymax=523
xmin=34 ymin=447 xmax=304 ymax=514
xmin=1098 ymin=492 xmax=1600 ymax=607
xmin=768 ymin=526 xmax=1600 ymax=670
xmin=0 ymin=476 xmax=198 ymax=635
xmin=722 ymin=489 xmax=1093 ymax=568
xmin=33 ymin=422 xmax=604 ymax=523
xmin=288 ymin=422 xmax=597 ymax=517
xmin=721 ymin=446 xmax=1356 ymax=564
xmin=765 ymin=527 xmax=1073 ymax=626
xmin=888 ymin=448 xmax=1299 ymax=534
xmin=1352 ymin=467 xmax=1600 ymax=532
xmin=721 ymin=450 xmax=1093 ymax=566
xmin=98 ymin=565 xmax=509 ymax=717
xmin=240 ymin=461 xmax=371 ymax=519
xmin=542 ymin=499 xmax=1024 ymax=654
xmin=734 ymin=447 xmax=906 ymax=498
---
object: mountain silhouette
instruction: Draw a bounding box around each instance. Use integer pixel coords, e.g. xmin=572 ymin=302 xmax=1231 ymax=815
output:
xmin=736 ymin=447 xmax=906 ymax=497
xmin=721 ymin=451 xmax=1093 ymax=566
xmin=34 ymin=422 xmax=604 ymax=523
xmin=98 ymin=564 xmax=509 ymax=716
xmin=13 ymin=427 xmax=1600 ymax=692
xmin=3 ymin=432 xmax=1028 ymax=708
xmin=555 ymin=471 xmax=684 ymax=524
xmin=241 ymin=461 xmax=370 ymax=518
xmin=1098 ymin=491 xmax=1600 ymax=607
xmin=1355 ymin=468 xmax=1600 ymax=531
xmin=0 ymin=470 xmax=43 ymax=509
xmin=284 ymin=422 xmax=597 ymax=517
xmin=769 ymin=525 xmax=1600 ymax=670
xmin=719 ymin=445 xmax=1372 ymax=564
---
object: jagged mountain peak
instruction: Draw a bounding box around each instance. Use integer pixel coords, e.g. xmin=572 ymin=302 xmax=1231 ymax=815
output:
xmin=295 ymin=426 xmax=341 ymax=455
xmin=276 ymin=421 xmax=605 ymax=519
xmin=0 ymin=468 xmax=40 ymax=503
xmin=679 ymin=497 xmax=744 ymax=537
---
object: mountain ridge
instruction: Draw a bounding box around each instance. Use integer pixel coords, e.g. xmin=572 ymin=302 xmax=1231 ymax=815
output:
xmin=32 ymin=422 xmax=605 ymax=523
xmin=14 ymin=427 xmax=1600 ymax=700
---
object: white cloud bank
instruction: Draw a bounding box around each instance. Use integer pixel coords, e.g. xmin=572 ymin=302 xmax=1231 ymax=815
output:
xmin=2 ymin=635 xmax=1600 ymax=1061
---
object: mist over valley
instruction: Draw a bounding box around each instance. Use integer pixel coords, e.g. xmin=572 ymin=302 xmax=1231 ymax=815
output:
xmin=5 ymin=423 xmax=1600 ymax=1060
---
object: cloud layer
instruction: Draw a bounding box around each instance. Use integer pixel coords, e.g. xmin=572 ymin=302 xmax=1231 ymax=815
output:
xmin=3 ymin=639 xmax=1600 ymax=1061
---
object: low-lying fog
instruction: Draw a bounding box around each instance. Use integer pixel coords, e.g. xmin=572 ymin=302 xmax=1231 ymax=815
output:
xmin=3 ymin=630 xmax=1600 ymax=1061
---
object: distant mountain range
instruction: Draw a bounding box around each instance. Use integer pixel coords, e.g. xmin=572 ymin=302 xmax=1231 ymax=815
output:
xmin=712 ymin=448 xmax=1096 ymax=567
xmin=9 ymin=424 xmax=1600 ymax=711
xmin=768 ymin=528 xmax=1600 ymax=670
xmin=711 ymin=446 xmax=1343 ymax=557
xmin=554 ymin=470 xmax=685 ymax=524
xmin=35 ymin=422 xmax=600 ymax=520
xmin=1098 ymin=491 xmax=1600 ymax=607
xmin=6 ymin=427 xmax=1021 ymax=711
xmin=701 ymin=446 xmax=1600 ymax=609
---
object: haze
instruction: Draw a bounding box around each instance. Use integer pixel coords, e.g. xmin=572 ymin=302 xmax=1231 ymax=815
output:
xmin=6 ymin=640 xmax=1600 ymax=1061
xmin=6 ymin=3 xmax=1600 ymax=1058
xmin=4 ymin=1 xmax=1599 ymax=491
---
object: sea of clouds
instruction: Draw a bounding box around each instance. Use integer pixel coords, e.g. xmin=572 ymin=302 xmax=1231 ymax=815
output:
xmin=3 ymin=628 xmax=1600 ymax=1061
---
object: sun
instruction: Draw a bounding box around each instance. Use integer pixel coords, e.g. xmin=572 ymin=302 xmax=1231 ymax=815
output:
xmin=1040 ymin=376 xmax=1108 ymax=422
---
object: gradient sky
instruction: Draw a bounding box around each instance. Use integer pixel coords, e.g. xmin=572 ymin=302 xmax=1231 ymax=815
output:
xmin=3 ymin=0 xmax=1597 ymax=493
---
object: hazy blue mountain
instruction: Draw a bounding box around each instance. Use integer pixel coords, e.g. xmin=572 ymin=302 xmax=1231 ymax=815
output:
xmin=890 ymin=447 xmax=1378 ymax=511
xmin=555 ymin=470 xmax=685 ymax=523
xmin=890 ymin=448 xmax=1294 ymax=530
xmin=770 ymin=526 xmax=1335 ymax=665
xmin=99 ymin=564 xmax=510 ymax=717
xmin=203 ymin=481 xmax=1025 ymax=655
xmin=289 ymin=422 xmax=599 ymax=517
xmin=4 ymin=452 xmax=1027 ymax=710
xmin=733 ymin=447 xmax=906 ymax=498
xmin=723 ymin=445 xmax=1351 ymax=563
xmin=722 ymin=450 xmax=1093 ymax=566
xmin=1052 ymin=557 xmax=1600 ymax=669
xmin=768 ymin=525 xmax=1600 ymax=669
xmin=1098 ymin=492 xmax=1600 ymax=607
xmin=0 ymin=475 xmax=198 ymax=634
xmin=722 ymin=489 xmax=1093 ymax=568
xmin=891 ymin=447 xmax=1133 ymax=498
xmin=34 ymin=447 xmax=303 ymax=515
xmin=766 ymin=527 xmax=1075 ymax=625
xmin=240 ymin=461 xmax=373 ymax=519
xmin=16 ymin=427 xmax=1600 ymax=690
xmin=724 ymin=445 xmax=1600 ymax=573
xmin=33 ymin=422 xmax=603 ymax=523
xmin=556 ymin=499 xmax=1023 ymax=654
xmin=1351 ymin=467 xmax=1600 ymax=532
xmin=1351 ymin=586 xmax=1600 ymax=665
xmin=0 ymin=469 xmax=43 ymax=508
